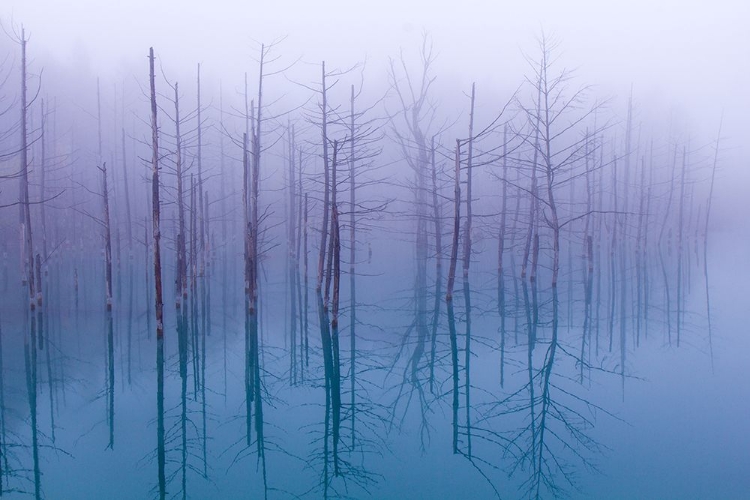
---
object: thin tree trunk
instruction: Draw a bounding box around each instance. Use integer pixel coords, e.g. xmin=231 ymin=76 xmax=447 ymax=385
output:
xmin=101 ymin=162 xmax=113 ymax=309
xmin=462 ymin=83 xmax=475 ymax=276
xmin=148 ymin=46 xmax=166 ymax=500
xmin=19 ymin=29 xmax=36 ymax=308
xmin=498 ymin=125 xmax=508 ymax=387
xmin=318 ymin=61 xmax=330 ymax=291
xmin=174 ymin=82 xmax=187 ymax=303
xmin=348 ymin=85 xmax=357 ymax=446
xmin=703 ymin=119 xmax=722 ymax=371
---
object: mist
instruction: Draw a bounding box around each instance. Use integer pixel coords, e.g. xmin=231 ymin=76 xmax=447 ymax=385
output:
xmin=0 ymin=1 xmax=748 ymax=499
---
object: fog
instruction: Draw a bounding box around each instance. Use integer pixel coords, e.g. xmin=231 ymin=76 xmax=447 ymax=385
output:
xmin=0 ymin=1 xmax=748 ymax=499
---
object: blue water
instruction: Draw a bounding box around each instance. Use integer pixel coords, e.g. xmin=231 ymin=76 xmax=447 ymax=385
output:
xmin=0 ymin=229 xmax=747 ymax=500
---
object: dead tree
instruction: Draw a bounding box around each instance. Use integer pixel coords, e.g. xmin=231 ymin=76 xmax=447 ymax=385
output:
xmin=99 ymin=162 xmax=113 ymax=309
xmin=175 ymin=81 xmax=188 ymax=303
xmin=148 ymin=46 xmax=166 ymax=500
xmin=18 ymin=28 xmax=36 ymax=308
xmin=462 ymin=83 xmax=476 ymax=277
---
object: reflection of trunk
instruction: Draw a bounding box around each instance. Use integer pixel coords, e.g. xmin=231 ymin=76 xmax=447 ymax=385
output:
xmin=529 ymin=233 xmax=539 ymax=344
xmin=255 ymin=365 xmax=267 ymax=500
xmin=106 ymin=309 xmax=115 ymax=449
xmin=530 ymin=234 xmax=540 ymax=347
xmin=321 ymin=330 xmax=332 ymax=500
xmin=126 ymin=269 xmax=133 ymax=384
xmin=244 ymin=299 xmax=252 ymax=446
xmin=462 ymin=278 xmax=472 ymax=458
xmin=190 ymin=176 xmax=199 ymax=395
xmin=36 ymin=256 xmax=44 ymax=349
xmin=533 ymin=286 xmax=559 ymax=500
xmin=318 ymin=287 xmax=340 ymax=482
xmin=521 ymin=278 xmax=537 ymax=470
xmin=43 ymin=296 xmax=56 ymax=443
xmin=0 ymin=315 xmax=7 ymax=489
xmin=447 ymin=297 xmax=459 ymax=455
xmin=156 ymin=334 xmax=165 ymax=500
xmin=178 ymin=304 xmax=188 ymax=500
xmin=581 ymin=236 xmax=593 ymax=384
xmin=25 ymin=311 xmax=41 ymax=500
xmin=200 ymin=217 xmax=209 ymax=478
xmin=318 ymin=290 xmax=333 ymax=475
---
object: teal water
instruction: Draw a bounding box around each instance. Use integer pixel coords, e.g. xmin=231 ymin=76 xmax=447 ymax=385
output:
xmin=0 ymin=230 xmax=747 ymax=500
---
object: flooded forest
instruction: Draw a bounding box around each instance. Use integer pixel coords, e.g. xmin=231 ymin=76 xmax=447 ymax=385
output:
xmin=0 ymin=14 xmax=747 ymax=500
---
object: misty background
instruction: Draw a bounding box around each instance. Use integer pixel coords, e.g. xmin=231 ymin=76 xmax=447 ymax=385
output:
xmin=3 ymin=0 xmax=748 ymax=219
xmin=0 ymin=1 xmax=748 ymax=499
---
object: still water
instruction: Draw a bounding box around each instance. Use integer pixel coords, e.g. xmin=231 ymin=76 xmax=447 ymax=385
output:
xmin=0 ymin=229 xmax=747 ymax=500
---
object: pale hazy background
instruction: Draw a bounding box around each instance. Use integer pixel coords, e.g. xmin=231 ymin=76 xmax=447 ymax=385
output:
xmin=2 ymin=0 xmax=748 ymax=220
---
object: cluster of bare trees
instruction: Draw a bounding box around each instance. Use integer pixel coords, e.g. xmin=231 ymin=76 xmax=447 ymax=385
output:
xmin=0 ymin=26 xmax=726 ymax=500
xmin=384 ymin=34 xmax=724 ymax=499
